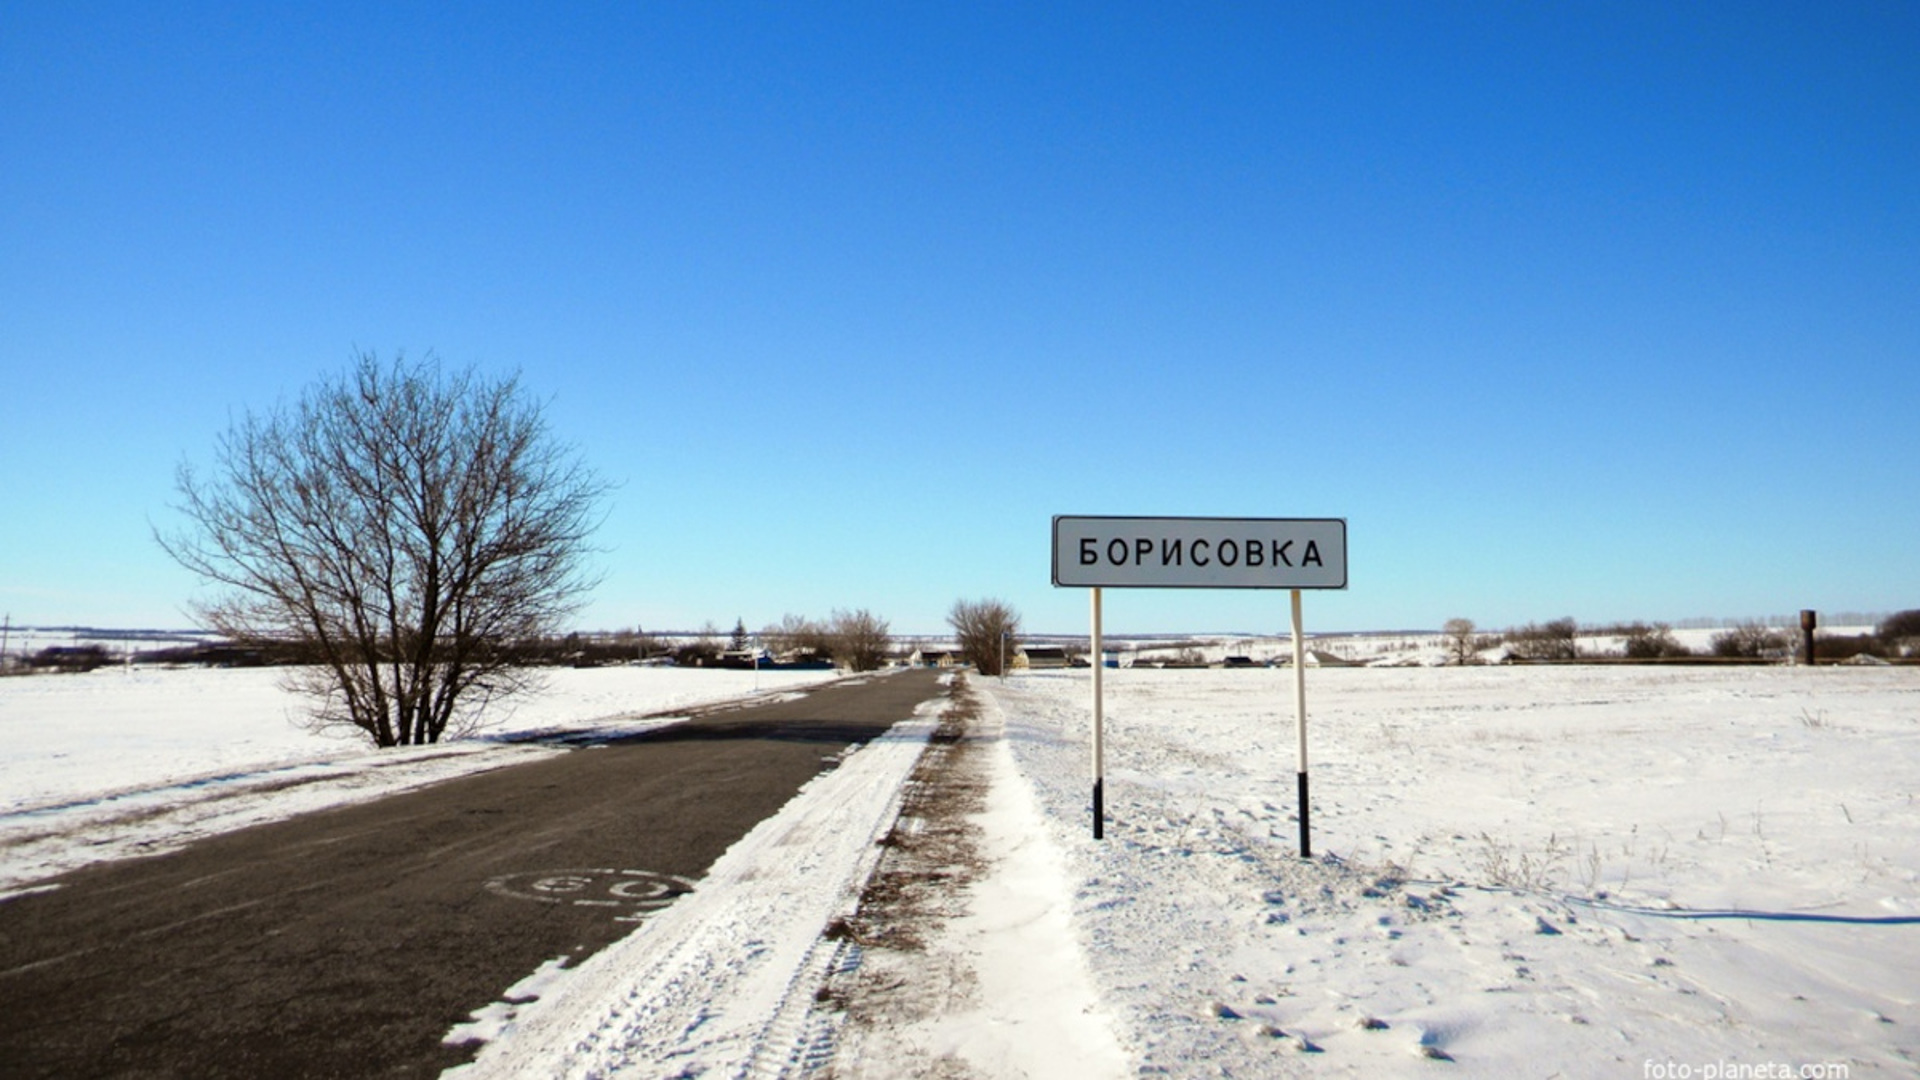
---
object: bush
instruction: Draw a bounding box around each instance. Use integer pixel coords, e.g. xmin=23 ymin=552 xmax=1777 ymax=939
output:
xmin=1710 ymin=622 xmax=1791 ymax=659
xmin=1506 ymin=617 xmax=1579 ymax=661
xmin=1815 ymin=633 xmax=1885 ymax=662
xmin=29 ymin=645 xmax=111 ymax=672
xmin=1621 ymin=622 xmax=1691 ymax=660
xmin=761 ymin=614 xmax=833 ymax=661
xmin=829 ymin=608 xmax=892 ymax=672
xmin=948 ymin=598 xmax=1021 ymax=676
xmin=1877 ymin=610 xmax=1920 ymax=657
xmin=673 ymin=639 xmax=721 ymax=667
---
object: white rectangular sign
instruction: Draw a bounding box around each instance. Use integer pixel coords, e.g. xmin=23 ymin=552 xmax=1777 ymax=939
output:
xmin=1052 ymin=515 xmax=1347 ymax=590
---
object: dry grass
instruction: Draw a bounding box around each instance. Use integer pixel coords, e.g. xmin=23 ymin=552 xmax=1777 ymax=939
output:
xmin=824 ymin=677 xmax=988 ymax=955
xmin=815 ymin=674 xmax=995 ymax=1069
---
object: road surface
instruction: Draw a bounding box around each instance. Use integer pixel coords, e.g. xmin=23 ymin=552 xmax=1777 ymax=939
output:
xmin=0 ymin=667 xmax=945 ymax=1078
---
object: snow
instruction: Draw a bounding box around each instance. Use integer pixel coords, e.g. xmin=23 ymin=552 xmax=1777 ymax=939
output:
xmin=980 ymin=663 xmax=1920 ymax=1076
xmin=5 ymin=656 xmax=1918 ymax=1077
xmin=818 ymin=686 xmax=1130 ymax=1080
xmin=902 ymin=716 xmax=1127 ymax=1079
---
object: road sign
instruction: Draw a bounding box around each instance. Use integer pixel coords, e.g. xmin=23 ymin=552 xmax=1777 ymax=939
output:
xmin=1052 ymin=515 xmax=1347 ymax=590
xmin=1052 ymin=513 xmax=1347 ymax=855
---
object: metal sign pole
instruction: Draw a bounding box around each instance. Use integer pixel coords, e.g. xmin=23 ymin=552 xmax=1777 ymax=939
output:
xmin=1091 ymin=586 xmax=1105 ymax=840
xmin=1292 ymin=589 xmax=1311 ymax=858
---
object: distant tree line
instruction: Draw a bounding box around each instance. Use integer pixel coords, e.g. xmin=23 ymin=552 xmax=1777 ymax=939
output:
xmin=28 ymin=605 xmax=1915 ymax=677
xmin=22 ymin=645 xmax=114 ymax=672
xmin=1437 ymin=609 xmax=1920 ymax=664
xmin=22 ymin=597 xmax=1032 ymax=680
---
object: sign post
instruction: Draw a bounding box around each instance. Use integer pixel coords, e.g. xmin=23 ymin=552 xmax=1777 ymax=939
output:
xmin=1091 ymin=587 xmax=1105 ymax=840
xmin=1052 ymin=516 xmax=1347 ymax=854
xmin=1291 ymin=589 xmax=1310 ymax=858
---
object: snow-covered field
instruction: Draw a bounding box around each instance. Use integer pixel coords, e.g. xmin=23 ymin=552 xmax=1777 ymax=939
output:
xmin=981 ymin=664 xmax=1919 ymax=1077
xmin=4 ymin=658 xmax=1917 ymax=1077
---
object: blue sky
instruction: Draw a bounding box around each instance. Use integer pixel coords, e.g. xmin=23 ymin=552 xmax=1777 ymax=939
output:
xmin=3 ymin=2 xmax=1915 ymax=636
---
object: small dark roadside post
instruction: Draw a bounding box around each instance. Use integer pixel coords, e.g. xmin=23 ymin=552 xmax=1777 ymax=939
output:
xmin=1801 ymin=609 xmax=1818 ymax=667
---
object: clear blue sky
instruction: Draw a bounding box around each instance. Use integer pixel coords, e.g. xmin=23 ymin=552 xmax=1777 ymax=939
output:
xmin=3 ymin=2 xmax=1915 ymax=636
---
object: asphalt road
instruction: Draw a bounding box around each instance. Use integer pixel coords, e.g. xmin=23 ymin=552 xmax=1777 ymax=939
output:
xmin=0 ymin=667 xmax=945 ymax=1078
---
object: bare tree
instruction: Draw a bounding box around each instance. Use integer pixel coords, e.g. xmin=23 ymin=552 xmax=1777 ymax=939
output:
xmin=1622 ymin=621 xmax=1690 ymax=659
xmin=157 ymin=352 xmax=607 ymax=747
xmin=1442 ymin=617 xmax=1478 ymax=666
xmin=1877 ymin=609 xmax=1920 ymax=657
xmin=829 ymin=608 xmax=892 ymax=672
xmin=1710 ymin=622 xmax=1790 ymax=659
xmin=1507 ymin=617 xmax=1579 ymax=661
xmin=614 ymin=625 xmax=663 ymax=661
xmin=948 ymin=597 xmax=1020 ymax=676
xmin=761 ymin=613 xmax=830 ymax=660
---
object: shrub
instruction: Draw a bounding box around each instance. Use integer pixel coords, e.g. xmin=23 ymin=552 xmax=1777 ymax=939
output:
xmin=761 ymin=614 xmax=833 ymax=660
xmin=29 ymin=645 xmax=111 ymax=672
xmin=1710 ymin=622 xmax=1791 ymax=659
xmin=1877 ymin=610 xmax=1920 ymax=657
xmin=829 ymin=608 xmax=892 ymax=672
xmin=1621 ymin=622 xmax=1691 ymax=659
xmin=1506 ymin=617 xmax=1579 ymax=661
xmin=1815 ymin=633 xmax=1885 ymax=662
xmin=948 ymin=598 xmax=1021 ymax=676
xmin=673 ymin=638 xmax=721 ymax=667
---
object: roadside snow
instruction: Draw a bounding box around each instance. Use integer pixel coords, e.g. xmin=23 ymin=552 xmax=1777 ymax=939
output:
xmin=945 ymin=716 xmax=1129 ymax=1079
xmin=881 ymin=687 xmax=1127 ymax=1078
xmin=808 ymin=679 xmax=1128 ymax=1080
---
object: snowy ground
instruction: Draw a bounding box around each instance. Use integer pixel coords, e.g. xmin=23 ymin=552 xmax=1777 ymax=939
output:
xmin=977 ymin=664 xmax=1919 ymax=1078
xmin=4 ymin=659 xmax=1917 ymax=1077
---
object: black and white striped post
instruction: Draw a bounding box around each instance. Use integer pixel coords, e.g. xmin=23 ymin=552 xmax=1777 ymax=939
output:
xmin=1291 ymin=588 xmax=1311 ymax=858
xmin=1091 ymin=587 xmax=1105 ymax=839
